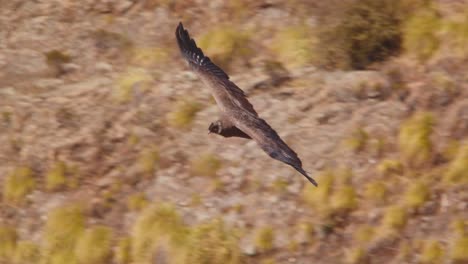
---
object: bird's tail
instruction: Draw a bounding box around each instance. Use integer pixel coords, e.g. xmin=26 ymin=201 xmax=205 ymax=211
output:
xmin=294 ymin=166 xmax=318 ymax=187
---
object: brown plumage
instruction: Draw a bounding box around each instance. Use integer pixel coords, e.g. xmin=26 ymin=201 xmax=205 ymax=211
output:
xmin=176 ymin=22 xmax=317 ymax=186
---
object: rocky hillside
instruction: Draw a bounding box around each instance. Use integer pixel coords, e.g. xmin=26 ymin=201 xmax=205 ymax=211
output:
xmin=0 ymin=1 xmax=467 ymax=264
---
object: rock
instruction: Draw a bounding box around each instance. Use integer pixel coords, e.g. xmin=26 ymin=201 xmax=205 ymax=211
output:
xmin=95 ymin=62 xmax=113 ymax=73
xmin=62 ymin=63 xmax=81 ymax=73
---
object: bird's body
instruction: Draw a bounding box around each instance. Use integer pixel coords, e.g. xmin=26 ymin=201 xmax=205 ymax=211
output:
xmin=176 ymin=23 xmax=317 ymax=186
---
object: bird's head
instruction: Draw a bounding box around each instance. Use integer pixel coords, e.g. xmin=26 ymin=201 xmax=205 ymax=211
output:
xmin=208 ymin=122 xmax=222 ymax=135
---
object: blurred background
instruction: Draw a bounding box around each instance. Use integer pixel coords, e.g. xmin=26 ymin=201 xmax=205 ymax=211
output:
xmin=0 ymin=0 xmax=467 ymax=263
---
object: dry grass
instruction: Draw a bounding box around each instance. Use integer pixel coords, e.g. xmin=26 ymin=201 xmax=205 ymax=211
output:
xmin=167 ymin=98 xmax=202 ymax=128
xmin=271 ymin=25 xmax=316 ymax=69
xmin=443 ymin=144 xmax=468 ymax=185
xmin=403 ymin=7 xmax=440 ymax=61
xmin=46 ymin=161 xmax=68 ymax=191
xmin=399 ymin=112 xmax=434 ymax=168
xmin=190 ymin=153 xmax=222 ymax=177
xmin=254 ymin=226 xmax=275 ymax=252
xmin=3 ymin=166 xmax=35 ymax=204
xmin=0 ymin=225 xmax=17 ymax=261
xmin=75 ymin=226 xmax=113 ymax=264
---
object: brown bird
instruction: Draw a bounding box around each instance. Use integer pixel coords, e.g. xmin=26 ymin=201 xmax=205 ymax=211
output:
xmin=176 ymin=22 xmax=317 ymax=186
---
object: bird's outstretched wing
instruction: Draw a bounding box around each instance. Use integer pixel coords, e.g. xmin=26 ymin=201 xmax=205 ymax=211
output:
xmin=231 ymin=111 xmax=318 ymax=187
xmin=175 ymin=22 xmax=258 ymax=116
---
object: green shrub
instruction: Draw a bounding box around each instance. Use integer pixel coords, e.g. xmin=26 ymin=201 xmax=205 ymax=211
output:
xmin=271 ymin=25 xmax=315 ymax=69
xmin=190 ymin=153 xmax=222 ymax=177
xmin=254 ymin=226 xmax=275 ymax=252
xmin=450 ymin=236 xmax=468 ymax=262
xmin=44 ymin=204 xmax=85 ymax=258
xmin=398 ymin=112 xmax=434 ymax=168
xmin=420 ymin=240 xmax=444 ymax=264
xmin=381 ymin=206 xmax=407 ymax=232
xmin=443 ymin=144 xmax=468 ymax=184
xmin=404 ymin=180 xmax=430 ymax=208
xmin=137 ymin=147 xmax=160 ymax=175
xmin=185 ymin=219 xmax=242 ymax=264
xmin=364 ymin=180 xmax=387 ymax=204
xmin=0 ymin=225 xmax=17 ymax=261
xmin=115 ymin=237 xmax=131 ymax=264
xmin=13 ymin=241 xmax=40 ymax=264
xmin=167 ymin=98 xmax=202 ymax=128
xmin=331 ymin=186 xmax=358 ymax=213
xmin=377 ymin=159 xmax=403 ymax=176
xmin=403 ymin=8 xmax=440 ymax=61
xmin=316 ymin=0 xmax=402 ymax=69
xmin=3 ymin=166 xmax=35 ymax=204
xmin=46 ymin=161 xmax=67 ymax=191
xmin=198 ymin=26 xmax=252 ymax=70
xmin=75 ymin=226 xmax=112 ymax=264
xmin=131 ymin=204 xmax=188 ymax=263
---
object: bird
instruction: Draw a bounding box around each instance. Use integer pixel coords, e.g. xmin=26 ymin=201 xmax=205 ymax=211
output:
xmin=175 ymin=22 xmax=317 ymax=187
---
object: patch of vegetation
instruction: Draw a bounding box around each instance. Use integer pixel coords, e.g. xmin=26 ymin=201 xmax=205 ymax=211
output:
xmin=443 ymin=144 xmax=468 ymax=184
xmin=0 ymin=225 xmax=17 ymax=261
xmin=115 ymin=237 xmax=131 ymax=264
xmin=420 ymin=240 xmax=444 ymax=264
xmin=185 ymin=219 xmax=242 ymax=264
xmin=3 ymin=166 xmax=35 ymax=204
xmin=137 ymin=146 xmax=160 ymax=176
xmin=442 ymin=10 xmax=468 ymax=59
xmin=271 ymin=178 xmax=289 ymax=193
xmin=271 ymin=25 xmax=315 ymax=69
xmin=131 ymin=47 xmax=169 ymax=67
xmin=167 ymin=98 xmax=202 ymax=128
xmin=403 ymin=7 xmax=441 ymax=61
xmin=13 ymin=241 xmax=39 ymax=264
xmin=75 ymin=226 xmax=112 ymax=264
xmin=190 ymin=153 xmax=222 ymax=177
xmin=355 ymin=225 xmax=375 ymax=245
xmin=398 ymin=112 xmax=434 ymax=168
xmin=403 ymin=180 xmax=430 ymax=209
xmin=316 ymin=0 xmax=402 ymax=69
xmin=131 ymin=203 xmax=188 ymax=263
xmin=198 ymin=26 xmax=252 ymax=70
xmin=43 ymin=204 xmax=85 ymax=262
xmin=302 ymin=170 xmax=335 ymax=216
xmin=380 ymin=206 xmax=408 ymax=234
xmin=46 ymin=161 xmax=68 ymax=191
xmin=451 ymin=218 xmax=466 ymax=236
xmin=127 ymin=193 xmax=149 ymax=211
xmin=114 ymin=67 xmax=153 ymax=103
xmin=254 ymin=226 xmax=275 ymax=252
xmin=450 ymin=236 xmax=468 ymax=262
xmin=45 ymin=50 xmax=71 ymax=75
xmin=345 ymin=128 xmax=369 ymax=153
xmin=345 ymin=247 xmax=367 ymax=264
xmin=364 ymin=180 xmax=387 ymax=204
xmin=377 ymin=159 xmax=403 ymax=176
xmin=330 ymin=185 xmax=358 ymax=213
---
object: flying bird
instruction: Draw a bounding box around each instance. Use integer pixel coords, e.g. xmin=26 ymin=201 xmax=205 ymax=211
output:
xmin=175 ymin=22 xmax=317 ymax=187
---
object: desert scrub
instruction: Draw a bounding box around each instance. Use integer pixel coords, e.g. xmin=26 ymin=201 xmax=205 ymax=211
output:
xmin=137 ymin=146 xmax=160 ymax=175
xmin=45 ymin=50 xmax=71 ymax=75
xmin=127 ymin=193 xmax=149 ymax=211
xmin=190 ymin=153 xmax=222 ymax=177
xmin=44 ymin=204 xmax=85 ymax=259
xmin=443 ymin=144 xmax=468 ymax=184
xmin=46 ymin=161 xmax=68 ymax=191
xmin=377 ymin=159 xmax=403 ymax=176
xmin=364 ymin=180 xmax=387 ymax=204
xmin=93 ymin=29 xmax=133 ymax=52
xmin=398 ymin=112 xmax=434 ymax=168
xmin=0 ymin=225 xmax=17 ymax=261
xmin=302 ymin=170 xmax=334 ymax=216
xmin=380 ymin=206 xmax=408 ymax=234
xmin=451 ymin=219 xmax=466 ymax=236
xmin=184 ymin=219 xmax=242 ymax=264
xmin=271 ymin=25 xmax=315 ymax=69
xmin=131 ymin=47 xmax=168 ymax=67
xmin=316 ymin=0 xmax=402 ymax=69
xmin=254 ymin=226 xmax=275 ymax=252
xmin=442 ymin=10 xmax=468 ymax=59
xmin=167 ymin=98 xmax=202 ymax=128
xmin=114 ymin=67 xmax=153 ymax=103
xmin=402 ymin=7 xmax=441 ymax=61
xmin=330 ymin=185 xmax=358 ymax=214
xmin=13 ymin=241 xmax=40 ymax=264
xmin=131 ymin=204 xmax=189 ymax=263
xmin=3 ymin=166 xmax=35 ymax=204
xmin=345 ymin=128 xmax=368 ymax=153
xmin=355 ymin=225 xmax=375 ymax=245
xmin=75 ymin=226 xmax=112 ymax=264
xmin=115 ymin=237 xmax=131 ymax=264
xmin=345 ymin=247 xmax=367 ymax=264
xmin=419 ymin=240 xmax=444 ymax=264
xmin=198 ymin=26 xmax=252 ymax=70
xmin=403 ymin=180 xmax=430 ymax=209
xmin=450 ymin=236 xmax=468 ymax=262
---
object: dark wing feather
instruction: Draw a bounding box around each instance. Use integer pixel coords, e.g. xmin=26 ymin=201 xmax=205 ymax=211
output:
xmin=232 ymin=111 xmax=318 ymax=186
xmin=175 ymin=22 xmax=258 ymax=116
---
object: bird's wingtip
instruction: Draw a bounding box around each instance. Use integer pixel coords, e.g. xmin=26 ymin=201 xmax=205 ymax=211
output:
xmin=294 ymin=166 xmax=318 ymax=187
